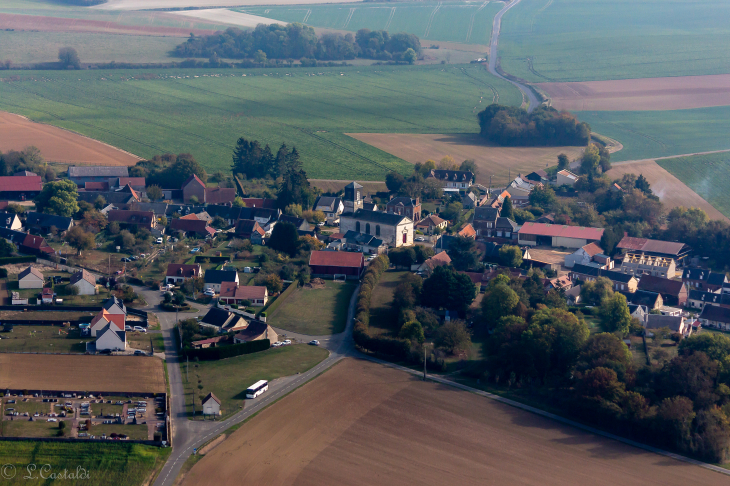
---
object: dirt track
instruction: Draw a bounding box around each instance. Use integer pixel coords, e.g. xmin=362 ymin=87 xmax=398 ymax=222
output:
xmin=0 ymin=111 xmax=141 ymax=166
xmin=539 ymin=74 xmax=730 ymax=111
xmin=183 ymin=359 xmax=727 ymax=486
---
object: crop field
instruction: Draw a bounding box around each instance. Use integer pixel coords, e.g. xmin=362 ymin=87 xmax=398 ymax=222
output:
xmin=0 ymin=354 xmax=166 ymax=394
xmin=0 ymin=441 xmax=170 ymax=486
xmin=183 ymin=358 xmax=727 ymax=486
xmin=241 ymin=1 xmax=502 ymax=45
xmin=0 ymin=65 xmax=522 ymax=180
xmin=499 ymin=0 xmax=730 ymax=82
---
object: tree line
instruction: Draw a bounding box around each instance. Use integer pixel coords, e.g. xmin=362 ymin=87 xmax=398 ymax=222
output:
xmin=173 ymin=24 xmax=421 ymax=63
xmin=477 ymin=104 xmax=591 ymax=146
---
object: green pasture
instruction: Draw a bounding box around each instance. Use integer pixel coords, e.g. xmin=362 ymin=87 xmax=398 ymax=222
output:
xmin=499 ymin=0 xmax=730 ymax=82
xmin=0 ymin=64 xmax=522 ymax=179
xmin=241 ymin=1 xmax=502 ymax=45
xmin=658 ymin=152 xmax=730 ymax=219
xmin=269 ymin=281 xmax=356 ymax=335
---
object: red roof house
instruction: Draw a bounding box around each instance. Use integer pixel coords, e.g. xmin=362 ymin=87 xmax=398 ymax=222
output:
xmin=219 ymin=282 xmax=268 ymax=306
xmin=309 ymin=250 xmax=364 ymax=280
xmin=0 ymin=176 xmax=42 ymax=200
xmin=518 ymin=222 xmax=604 ymax=249
xmin=166 ymin=263 xmax=202 ymax=284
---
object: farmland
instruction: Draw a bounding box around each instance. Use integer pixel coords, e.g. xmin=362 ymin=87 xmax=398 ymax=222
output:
xmin=269 ymin=280 xmax=356 ymax=335
xmin=0 ymin=441 xmax=170 ymax=486
xmin=499 ymin=0 xmax=730 ymax=82
xmin=183 ymin=358 xmax=727 ymax=486
xmin=0 ymin=64 xmax=522 ymax=180
xmin=240 ymin=1 xmax=501 ymax=45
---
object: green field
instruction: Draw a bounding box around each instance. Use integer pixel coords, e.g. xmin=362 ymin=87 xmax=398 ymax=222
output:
xmin=242 ymin=1 xmax=501 ymax=45
xmin=368 ymin=270 xmax=407 ymax=335
xmin=0 ymin=65 xmax=521 ymax=179
xmin=0 ymin=325 xmax=92 ymax=353
xmin=0 ymin=441 xmax=169 ymax=485
xmin=658 ymin=152 xmax=730 ymax=218
xmin=576 ymin=107 xmax=730 ymax=162
xmin=499 ymin=0 xmax=730 ymax=82
xmin=270 ymin=281 xmax=356 ymax=335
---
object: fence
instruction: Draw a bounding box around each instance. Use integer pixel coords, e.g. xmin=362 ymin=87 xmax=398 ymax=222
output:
xmin=36 ymin=258 xmax=79 ymax=274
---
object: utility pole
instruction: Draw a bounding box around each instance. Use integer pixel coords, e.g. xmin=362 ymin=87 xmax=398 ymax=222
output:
xmin=186 ymin=356 xmax=189 ymax=383
xmin=423 ymin=343 xmax=432 ymax=381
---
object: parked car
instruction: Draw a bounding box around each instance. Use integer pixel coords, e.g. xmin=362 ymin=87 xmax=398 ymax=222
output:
xmin=317 ymin=222 xmax=325 ymax=226
xmin=282 ymin=339 xmax=292 ymax=345
xmin=156 ymin=238 xmax=163 ymax=244
xmin=203 ymin=289 xmax=215 ymax=297
xmin=271 ymin=342 xmax=282 ymax=347
xmin=415 ymin=236 xmax=425 ymax=242
xmin=121 ymin=257 xmax=131 ymax=262
xmin=133 ymin=326 xmax=146 ymax=333
xmin=308 ymin=340 xmax=320 ymax=346
xmin=190 ymin=248 xmax=200 ymax=253
xmin=134 ymin=350 xmax=146 ymax=356
xmin=125 ymin=325 xmax=133 ymax=331
xmin=47 ymin=418 xmax=57 ymax=422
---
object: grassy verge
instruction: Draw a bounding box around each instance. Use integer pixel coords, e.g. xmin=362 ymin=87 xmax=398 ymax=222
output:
xmin=269 ymin=281 xmax=356 ymax=335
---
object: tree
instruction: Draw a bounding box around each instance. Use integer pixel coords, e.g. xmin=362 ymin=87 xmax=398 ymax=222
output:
xmin=0 ymin=238 xmax=15 ymax=257
xmin=65 ymin=226 xmax=95 ymax=256
xmin=577 ymin=333 xmax=633 ymax=380
xmin=277 ymin=147 xmax=314 ymax=210
xmin=580 ymin=277 xmax=613 ymax=306
xmin=413 ymin=244 xmax=434 ymax=263
xmin=528 ymin=185 xmax=556 ymax=209
xmin=116 ymin=230 xmax=135 ymax=250
xmin=501 ymin=196 xmax=513 ymax=220
xmin=440 ymin=202 xmax=462 ymax=221
xmin=233 ymin=196 xmax=246 ymax=207
xmin=656 ymin=352 xmax=720 ymax=409
xmin=481 ymin=283 xmax=519 ymax=324
xmin=498 ymin=245 xmax=522 ymax=267
xmin=459 ymin=159 xmax=478 ymax=175
xmin=557 ymin=153 xmax=569 ymax=170
xmin=580 ymin=144 xmax=600 ymax=176
xmin=265 ymin=274 xmax=283 ymax=295
xmin=656 ymin=396 xmax=696 ymax=449
xmin=402 ymin=47 xmax=417 ymax=64
xmin=147 ymin=185 xmax=163 ymax=201
xmin=577 ymin=367 xmax=625 ymax=403
xmin=678 ymin=333 xmax=730 ymax=362
xmin=635 ymin=174 xmax=652 ymax=194
xmin=421 ymin=265 xmax=476 ymax=313
xmin=107 ymin=221 xmax=120 ymax=235
xmin=255 ymin=50 xmax=267 ymax=64
xmin=399 ymin=321 xmax=424 ymax=344
xmin=389 ymin=247 xmax=417 ymax=269
xmin=267 ymin=222 xmax=299 ymax=256
xmin=58 ymin=47 xmax=80 ymax=69
xmin=284 ymin=204 xmax=303 ymax=217
xmin=526 ymin=308 xmax=590 ymax=378
xmin=447 ymin=236 xmax=479 ymax=271
xmin=599 ymin=292 xmax=632 ymax=336
xmin=35 ymin=179 xmax=78 ymax=217
xmin=82 ymin=210 xmax=107 ymax=233
xmin=435 ymin=320 xmax=472 ymax=354
xmin=386 ymin=171 xmax=405 ymax=193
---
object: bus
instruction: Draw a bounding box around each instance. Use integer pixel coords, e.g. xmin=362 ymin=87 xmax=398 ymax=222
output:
xmin=246 ymin=380 xmax=268 ymax=399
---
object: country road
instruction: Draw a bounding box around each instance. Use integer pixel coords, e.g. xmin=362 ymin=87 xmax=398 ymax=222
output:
xmin=488 ymin=0 xmax=540 ymax=112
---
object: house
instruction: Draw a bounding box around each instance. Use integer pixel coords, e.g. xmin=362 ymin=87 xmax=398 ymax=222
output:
xmin=18 ymin=266 xmax=44 ymax=289
xmin=415 ymin=215 xmax=447 ymax=235
xmin=334 ymin=231 xmax=387 ymax=254
xmin=570 ymin=264 xmax=638 ymax=292
xmin=219 ymin=282 xmax=268 ymax=306
xmin=0 ymin=176 xmax=42 ymax=200
xmin=313 ymin=196 xmax=344 ymax=224
xmin=699 ymin=305 xmax=730 ymax=331
xmin=278 ymin=215 xmax=310 ymax=232
xmin=621 ymin=290 xmax=663 ymax=310
xmin=202 ymin=393 xmax=221 ymax=416
xmin=628 ymin=304 xmax=648 ymax=324
xmin=386 ymin=197 xmax=422 ymax=221
xmin=503 ymin=186 xmax=531 ymax=206
xmin=510 ymin=174 xmax=542 ymax=192
xmin=492 ymin=217 xmax=519 ymax=242
xmin=682 ymin=267 xmax=728 ymax=292
xmin=309 ymin=250 xmax=365 ymax=280
xmin=95 ymin=323 xmax=127 ymax=352
xmin=457 ymin=223 xmax=476 ymax=239
xmin=645 ymin=314 xmax=690 ymax=337
xmin=41 ymin=287 xmax=54 ymax=304
xmin=637 ymin=275 xmax=688 ymax=306
xmin=199 ymin=307 xmax=247 ymax=333
xmin=339 ymin=209 xmax=413 ymax=248
xmin=616 ymin=236 xmax=690 ymax=266
xmin=426 ymin=170 xmax=474 ymax=191
xmin=90 ymin=310 xmax=125 ymax=337
xmin=103 ymin=296 xmax=126 ymax=316
xmin=205 ymin=269 xmax=239 ymax=293
xmin=165 ymin=264 xmax=202 ymax=285
xmin=69 ymin=166 xmax=129 ymax=186
xmin=619 ymin=252 xmax=676 ymax=278
xmin=525 ymin=170 xmax=549 ymax=184
xmin=433 ymin=234 xmax=458 ymax=254
xmin=69 ymin=269 xmax=96 ymax=295
xmin=546 ymin=275 xmax=573 ymax=292
xmin=170 ymin=218 xmax=216 ymax=238
xmin=181 ymin=174 xmax=236 ymax=204
xmin=25 ymin=212 xmax=74 ymax=235
xmin=191 ymin=335 xmax=230 ymax=349
xmin=0 ymin=212 xmax=22 ymax=231
xmin=565 ymin=285 xmax=581 ymax=305
xmin=518 ymin=222 xmax=603 ymax=249
xmin=234 ymin=219 xmax=266 ymax=244
xmin=565 ymin=243 xmax=606 ymax=268
xmin=413 ymin=251 xmax=451 ymax=276
xmin=114 ymin=177 xmax=146 ymax=193
xmin=233 ymin=319 xmax=278 ymax=344
xmin=686 ymin=289 xmax=730 ymax=311
xmin=556 ymin=170 xmax=579 ymax=186
xmin=18 ymin=233 xmax=55 ymax=257
xmin=239 ymin=198 xmax=276 ymax=209
xmin=472 ymin=207 xmax=499 ymax=237
xmin=107 ymin=210 xmax=156 ymax=230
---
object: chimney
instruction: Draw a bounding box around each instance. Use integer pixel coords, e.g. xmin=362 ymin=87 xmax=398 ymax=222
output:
xmin=178 ymin=268 xmax=183 ymax=275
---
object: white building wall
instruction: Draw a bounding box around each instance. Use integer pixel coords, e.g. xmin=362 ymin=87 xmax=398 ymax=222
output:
xmin=19 ymin=275 xmax=44 ymax=289
xmin=96 ymin=331 xmax=125 ymax=351
xmin=73 ymin=280 xmax=96 ymax=296
xmin=202 ymin=401 xmax=220 ymax=415
xmin=553 ymin=236 xmax=589 ymax=249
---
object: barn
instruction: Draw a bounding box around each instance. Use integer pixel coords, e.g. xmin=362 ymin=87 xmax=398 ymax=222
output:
xmin=518 ymin=222 xmax=604 ymax=249
xmin=309 ymin=251 xmax=365 ymax=280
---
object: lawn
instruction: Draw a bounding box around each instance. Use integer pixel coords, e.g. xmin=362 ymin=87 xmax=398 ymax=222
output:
xmin=3 ymin=399 xmax=50 ymax=416
xmin=127 ymin=334 xmax=164 ymax=353
xmin=182 ymin=344 xmax=328 ymax=419
xmin=0 ymin=64 xmax=522 ymax=180
xmin=0 ymin=440 xmax=170 ymax=486
xmin=0 ymin=325 xmax=92 ymax=353
xmin=499 ymin=0 xmax=730 ymax=82
xmin=91 ymin=423 xmax=149 ymax=440
xmin=368 ymin=270 xmax=407 ymax=336
xmin=657 ymin=152 xmax=730 ymax=219
xmin=1 ymin=419 xmax=62 ymax=438
xmin=269 ymin=281 xmax=356 ymax=335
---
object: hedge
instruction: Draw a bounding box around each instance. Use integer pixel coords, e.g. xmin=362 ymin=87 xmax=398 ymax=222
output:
xmin=0 ymin=256 xmax=36 ymax=265
xmin=260 ymin=282 xmax=297 ymax=316
xmin=182 ymin=339 xmax=270 ymax=360
xmin=194 ymin=255 xmax=231 ymax=263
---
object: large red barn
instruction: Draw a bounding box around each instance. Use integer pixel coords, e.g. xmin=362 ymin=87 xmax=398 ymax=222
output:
xmin=309 ymin=251 xmax=364 ymax=280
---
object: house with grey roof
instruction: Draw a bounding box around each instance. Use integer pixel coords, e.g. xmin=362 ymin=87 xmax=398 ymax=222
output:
xmin=68 ymin=166 xmax=129 ymax=186
xmin=645 ymin=314 xmax=689 ymax=336
xmin=339 ymin=209 xmax=413 ymax=247
xmin=314 ymin=196 xmax=344 ymax=224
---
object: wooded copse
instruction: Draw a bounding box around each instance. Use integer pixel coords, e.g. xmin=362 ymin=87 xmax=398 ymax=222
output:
xmin=478 ymin=104 xmax=591 ymax=147
xmin=173 ymin=24 xmax=421 ymax=62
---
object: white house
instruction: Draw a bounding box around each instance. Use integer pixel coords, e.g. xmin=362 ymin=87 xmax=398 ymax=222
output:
xmin=103 ymin=296 xmax=126 ymax=316
xmin=202 ymin=392 xmax=221 ymax=415
xmin=95 ymin=323 xmax=126 ymax=352
xmin=0 ymin=212 xmax=22 ymax=231
xmin=565 ymin=242 xmax=605 ymax=268
xmin=18 ymin=266 xmax=44 ymax=289
xmin=557 ymin=169 xmax=579 ymax=186
xmin=69 ymin=269 xmax=97 ymax=295
xmin=90 ymin=310 xmax=125 ymax=337
xmin=314 ymin=196 xmax=345 ymax=225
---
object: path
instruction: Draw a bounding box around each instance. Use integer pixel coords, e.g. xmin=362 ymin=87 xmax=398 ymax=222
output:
xmin=611 ymin=148 xmax=730 ymax=166
xmin=487 ymin=0 xmax=540 ymax=112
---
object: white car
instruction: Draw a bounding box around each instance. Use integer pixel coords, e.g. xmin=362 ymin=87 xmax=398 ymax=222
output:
xmin=47 ymin=418 xmax=57 ymax=422
xmin=282 ymin=339 xmax=292 ymax=345
xmin=156 ymin=238 xmax=163 ymax=244
xmin=203 ymin=289 xmax=216 ymax=296
xmin=308 ymin=340 xmax=320 ymax=346
xmin=415 ymin=236 xmax=425 ymax=242
xmin=133 ymin=326 xmax=146 ymax=333
xmin=125 ymin=325 xmax=133 ymax=331
xmin=271 ymin=342 xmax=283 ymax=347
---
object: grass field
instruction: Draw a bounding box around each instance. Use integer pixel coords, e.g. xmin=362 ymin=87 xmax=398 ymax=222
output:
xmin=1 ymin=420 xmax=61 ymax=438
xmin=241 ymin=1 xmax=501 ymax=45
xmin=368 ymin=270 xmax=406 ymax=336
xmin=0 ymin=441 xmax=170 ymax=485
xmin=0 ymin=64 xmax=522 ymax=180
xmin=269 ymin=281 xmax=356 ymax=335
xmin=92 ymin=423 xmax=150 ymax=440
xmin=0 ymin=325 xmax=91 ymax=354
xmin=499 ymin=0 xmax=730 ymax=82
xmin=182 ymin=344 xmax=328 ymax=419
xmin=657 ymin=152 xmax=730 ymax=219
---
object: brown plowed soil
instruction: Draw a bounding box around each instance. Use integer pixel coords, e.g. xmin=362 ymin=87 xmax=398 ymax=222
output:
xmin=539 ymin=74 xmax=730 ymax=111
xmin=183 ymin=359 xmax=727 ymax=486
xmin=0 ymin=111 xmax=141 ymax=166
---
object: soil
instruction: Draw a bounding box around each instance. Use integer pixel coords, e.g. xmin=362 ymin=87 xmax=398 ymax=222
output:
xmin=0 ymin=111 xmax=141 ymax=166
xmin=305 ymin=278 xmax=326 ymax=290
xmin=183 ymin=359 xmax=727 ymax=486
xmin=538 ymin=74 xmax=730 ymax=111
xmin=2 ymin=263 xmax=58 ymax=275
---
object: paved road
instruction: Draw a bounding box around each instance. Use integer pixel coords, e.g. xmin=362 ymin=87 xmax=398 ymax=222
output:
xmin=487 ymin=0 xmax=540 ymax=113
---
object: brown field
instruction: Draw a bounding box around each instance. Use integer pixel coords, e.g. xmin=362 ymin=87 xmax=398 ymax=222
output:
xmin=347 ymin=133 xmax=585 ymax=187
xmin=539 ymin=74 xmax=730 ymax=111
xmin=0 ymin=354 xmax=165 ymax=394
xmin=0 ymin=13 xmax=216 ymax=37
xmin=0 ymin=111 xmax=141 ymax=166
xmin=98 ymin=0 xmax=362 ymax=10
xmin=607 ymin=160 xmax=729 ymax=222
xmin=309 ymin=179 xmax=387 ymax=195
xmin=183 ymin=359 xmax=726 ymax=486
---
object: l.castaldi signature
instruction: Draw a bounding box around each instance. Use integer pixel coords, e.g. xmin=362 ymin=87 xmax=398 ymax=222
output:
xmin=0 ymin=463 xmax=92 ymax=480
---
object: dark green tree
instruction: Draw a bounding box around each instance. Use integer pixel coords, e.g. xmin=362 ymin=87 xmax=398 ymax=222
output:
xmin=267 ymin=222 xmax=299 ymax=256
xmin=58 ymin=47 xmax=80 ymax=69
xmin=385 ymin=171 xmax=405 ymax=193
xmin=446 ymin=236 xmax=479 ymax=271
xmin=421 ymin=265 xmax=476 ymax=313
xmin=35 ymin=179 xmax=78 ymax=217
xmin=501 ymin=196 xmax=514 ymax=220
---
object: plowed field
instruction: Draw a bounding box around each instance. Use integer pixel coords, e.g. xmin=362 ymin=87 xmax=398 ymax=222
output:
xmin=0 ymin=111 xmax=141 ymax=166
xmin=183 ymin=359 xmax=727 ymax=486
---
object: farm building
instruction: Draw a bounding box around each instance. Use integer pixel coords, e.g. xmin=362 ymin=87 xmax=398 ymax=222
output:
xmin=219 ymin=282 xmax=268 ymax=306
xmin=95 ymin=323 xmax=127 ymax=352
xmin=25 ymin=212 xmax=74 ymax=235
xmin=309 ymin=250 xmax=365 ymax=280
xmin=233 ymin=319 xmax=278 ymax=344
xmin=0 ymin=176 xmax=42 ymax=200
xmin=202 ymin=393 xmax=221 ymax=416
xmin=615 ymin=236 xmax=691 ymax=266
xmin=68 ymin=166 xmax=129 ymax=186
xmin=90 ymin=310 xmax=125 ymax=337
xmin=0 ymin=212 xmax=22 ymax=230
xmin=166 ymin=264 xmax=202 ymax=285
xmin=205 ymin=269 xmax=239 ymax=293
xmin=18 ymin=266 xmax=44 ymax=289
xmin=340 ymin=209 xmax=413 ymax=247
xmin=70 ymin=269 xmax=96 ymax=295
xmin=557 ymin=170 xmax=579 ymax=186
xmin=199 ymin=307 xmax=247 ymax=333
xmin=517 ymin=222 xmax=603 ymax=249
